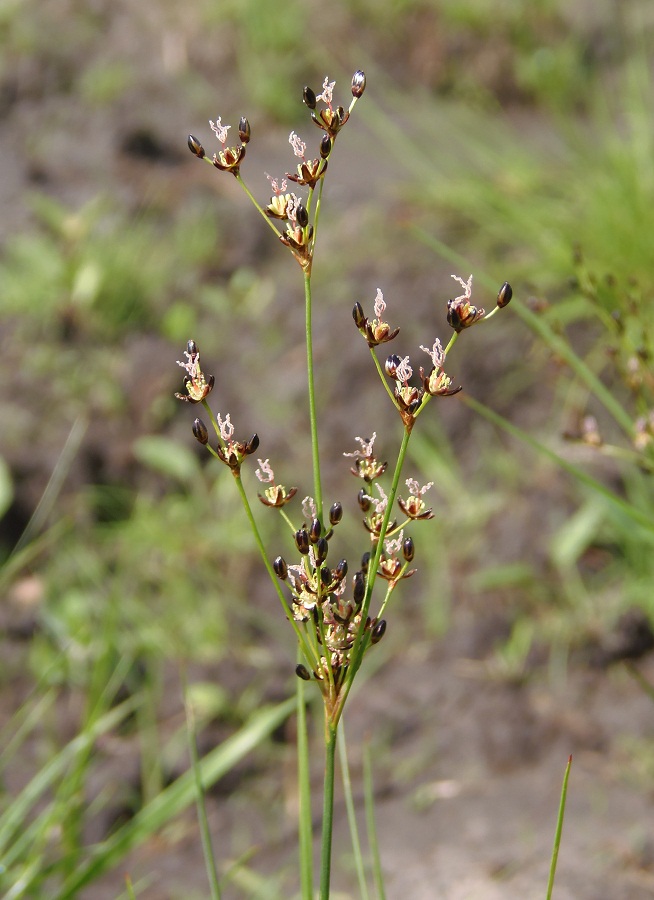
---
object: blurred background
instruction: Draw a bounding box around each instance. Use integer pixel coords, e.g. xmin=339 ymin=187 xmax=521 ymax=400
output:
xmin=1 ymin=0 xmax=654 ymax=897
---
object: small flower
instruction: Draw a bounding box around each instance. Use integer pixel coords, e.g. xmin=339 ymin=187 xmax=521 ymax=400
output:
xmin=352 ymin=289 xmax=400 ymax=347
xmin=447 ymin=274 xmax=485 ymax=332
xmin=209 ymin=117 xmax=231 ymax=143
xmin=256 ymin=458 xmax=299 ymax=508
xmin=419 ymin=339 xmax=461 ymax=397
xmin=398 ymin=478 xmax=435 ymax=520
xmin=289 ymin=131 xmax=307 ymax=159
xmin=266 ymin=173 xmax=288 ymax=195
xmin=344 ymin=433 xmax=377 ymax=459
xmin=419 ymin=339 xmax=445 ymax=371
xmin=395 ymin=356 xmax=413 ymax=384
xmin=175 ymin=340 xmax=215 ymax=403
xmin=316 ymin=77 xmax=336 ymax=107
xmin=309 ymin=76 xmax=350 ymax=138
xmin=264 ymin=191 xmax=299 ymax=220
xmin=256 ymin=458 xmax=275 ymax=483
xmin=303 ymin=496 xmax=318 ymax=519
xmin=217 ymin=412 xmax=234 ymax=441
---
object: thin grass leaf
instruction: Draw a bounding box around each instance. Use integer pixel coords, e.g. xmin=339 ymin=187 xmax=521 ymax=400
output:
xmin=546 ymin=755 xmax=572 ymax=900
xmin=0 ymin=697 xmax=141 ymax=858
xmin=338 ymin=722 xmax=369 ymax=900
xmin=463 ymin=395 xmax=654 ymax=534
xmin=184 ymin=677 xmax=221 ymax=900
xmin=57 ymin=698 xmax=295 ymax=899
xmin=363 ymin=746 xmax=385 ymax=900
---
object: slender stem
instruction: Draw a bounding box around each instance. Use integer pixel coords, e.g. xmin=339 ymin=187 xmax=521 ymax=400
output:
xmin=296 ymin=677 xmax=314 ymax=900
xmin=319 ymin=717 xmax=338 ymax=900
xmin=235 ymin=173 xmax=283 ymax=239
xmin=304 ymin=271 xmax=323 ymax=519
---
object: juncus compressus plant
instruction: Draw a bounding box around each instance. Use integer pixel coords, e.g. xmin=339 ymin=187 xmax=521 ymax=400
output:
xmin=178 ymin=71 xmax=512 ymax=897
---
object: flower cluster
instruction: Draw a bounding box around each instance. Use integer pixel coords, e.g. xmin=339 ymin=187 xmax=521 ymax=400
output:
xmin=354 ymin=278 xmax=512 ymax=430
xmin=175 ymin=340 xmax=258 ymax=475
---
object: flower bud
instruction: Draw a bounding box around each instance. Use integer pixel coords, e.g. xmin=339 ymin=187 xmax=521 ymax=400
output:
xmin=245 ymin=434 xmax=260 ymax=455
xmin=351 ymin=70 xmax=366 ymax=98
xmin=352 ymin=302 xmax=366 ymax=329
xmin=296 ymin=204 xmax=309 ymax=228
xmin=187 ymin=339 xmax=198 ymax=355
xmin=353 ymin=571 xmax=366 ymax=605
xmin=320 ymin=135 xmax=332 ymax=159
xmin=303 ymin=86 xmax=317 ymax=109
xmin=329 ymin=502 xmax=343 ymax=525
xmin=273 ymin=556 xmax=288 ymax=579
xmin=357 ymin=489 xmax=371 ymax=512
xmin=402 ymin=536 xmax=415 ymax=562
xmin=238 ymin=117 xmax=251 ymax=144
xmin=187 ymin=135 xmax=205 ymax=158
xmin=296 ymin=664 xmax=311 ymax=680
xmin=295 ymin=528 xmax=310 ymax=554
xmin=192 ymin=418 xmax=209 ymax=445
xmin=309 ymin=518 xmax=322 ymax=543
xmin=371 ymin=619 xmax=387 ymax=644
xmin=497 ymin=281 xmax=513 ymax=308
xmin=320 ymin=566 xmax=331 ymax=587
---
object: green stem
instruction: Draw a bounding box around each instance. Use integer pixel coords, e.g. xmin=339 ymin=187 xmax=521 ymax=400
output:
xmin=304 ymin=271 xmax=323 ymax=519
xmin=235 ymin=173 xmax=283 ymax=240
xmin=319 ymin=717 xmax=338 ymax=900
xmin=296 ymin=677 xmax=314 ymax=900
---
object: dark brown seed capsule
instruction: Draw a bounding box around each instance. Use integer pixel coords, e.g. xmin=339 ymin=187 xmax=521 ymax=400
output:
xmin=360 ymin=552 xmax=371 ymax=574
xmin=187 ymin=339 xmax=198 ymax=355
xmin=320 ymin=566 xmax=331 ymax=587
xmin=329 ymin=502 xmax=343 ymax=525
xmin=357 ymin=489 xmax=371 ymax=512
xmin=295 ymin=529 xmax=310 ymax=554
xmin=238 ymin=117 xmax=251 ymax=144
xmin=309 ymin=518 xmax=322 ymax=543
xmin=497 ymin=282 xmax=513 ymax=308
xmin=352 ymin=302 xmax=366 ymax=329
xmin=334 ymin=558 xmax=348 ymax=580
xmin=296 ymin=664 xmax=311 ymax=680
xmin=303 ymin=86 xmax=317 ymax=109
xmin=402 ymin=536 xmax=415 ymax=562
xmin=371 ymin=619 xmax=387 ymax=644
xmin=314 ymin=537 xmax=329 ymax=564
xmin=192 ymin=418 xmax=209 ymax=445
xmin=320 ymin=135 xmax=332 ymax=159
xmin=351 ymin=70 xmax=366 ymax=98
xmin=245 ymin=434 xmax=260 ymax=455
xmin=273 ymin=556 xmax=288 ymax=579
xmin=187 ymin=135 xmax=205 ymax=158
xmin=296 ymin=204 xmax=309 ymax=228
xmin=353 ymin=571 xmax=366 ymax=604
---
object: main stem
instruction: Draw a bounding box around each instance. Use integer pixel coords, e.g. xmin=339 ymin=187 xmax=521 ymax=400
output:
xmin=304 ymin=271 xmax=323 ymax=519
xmin=319 ymin=716 xmax=338 ymax=900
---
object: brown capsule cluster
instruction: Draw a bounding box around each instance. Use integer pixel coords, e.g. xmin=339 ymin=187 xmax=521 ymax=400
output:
xmin=273 ymin=495 xmax=386 ymax=686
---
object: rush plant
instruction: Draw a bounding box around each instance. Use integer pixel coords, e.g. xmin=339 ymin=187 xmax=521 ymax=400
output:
xmin=178 ymin=71 xmax=512 ymax=898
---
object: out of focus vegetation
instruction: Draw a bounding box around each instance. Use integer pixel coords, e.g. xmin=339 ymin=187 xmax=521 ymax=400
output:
xmin=1 ymin=0 xmax=653 ymax=894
